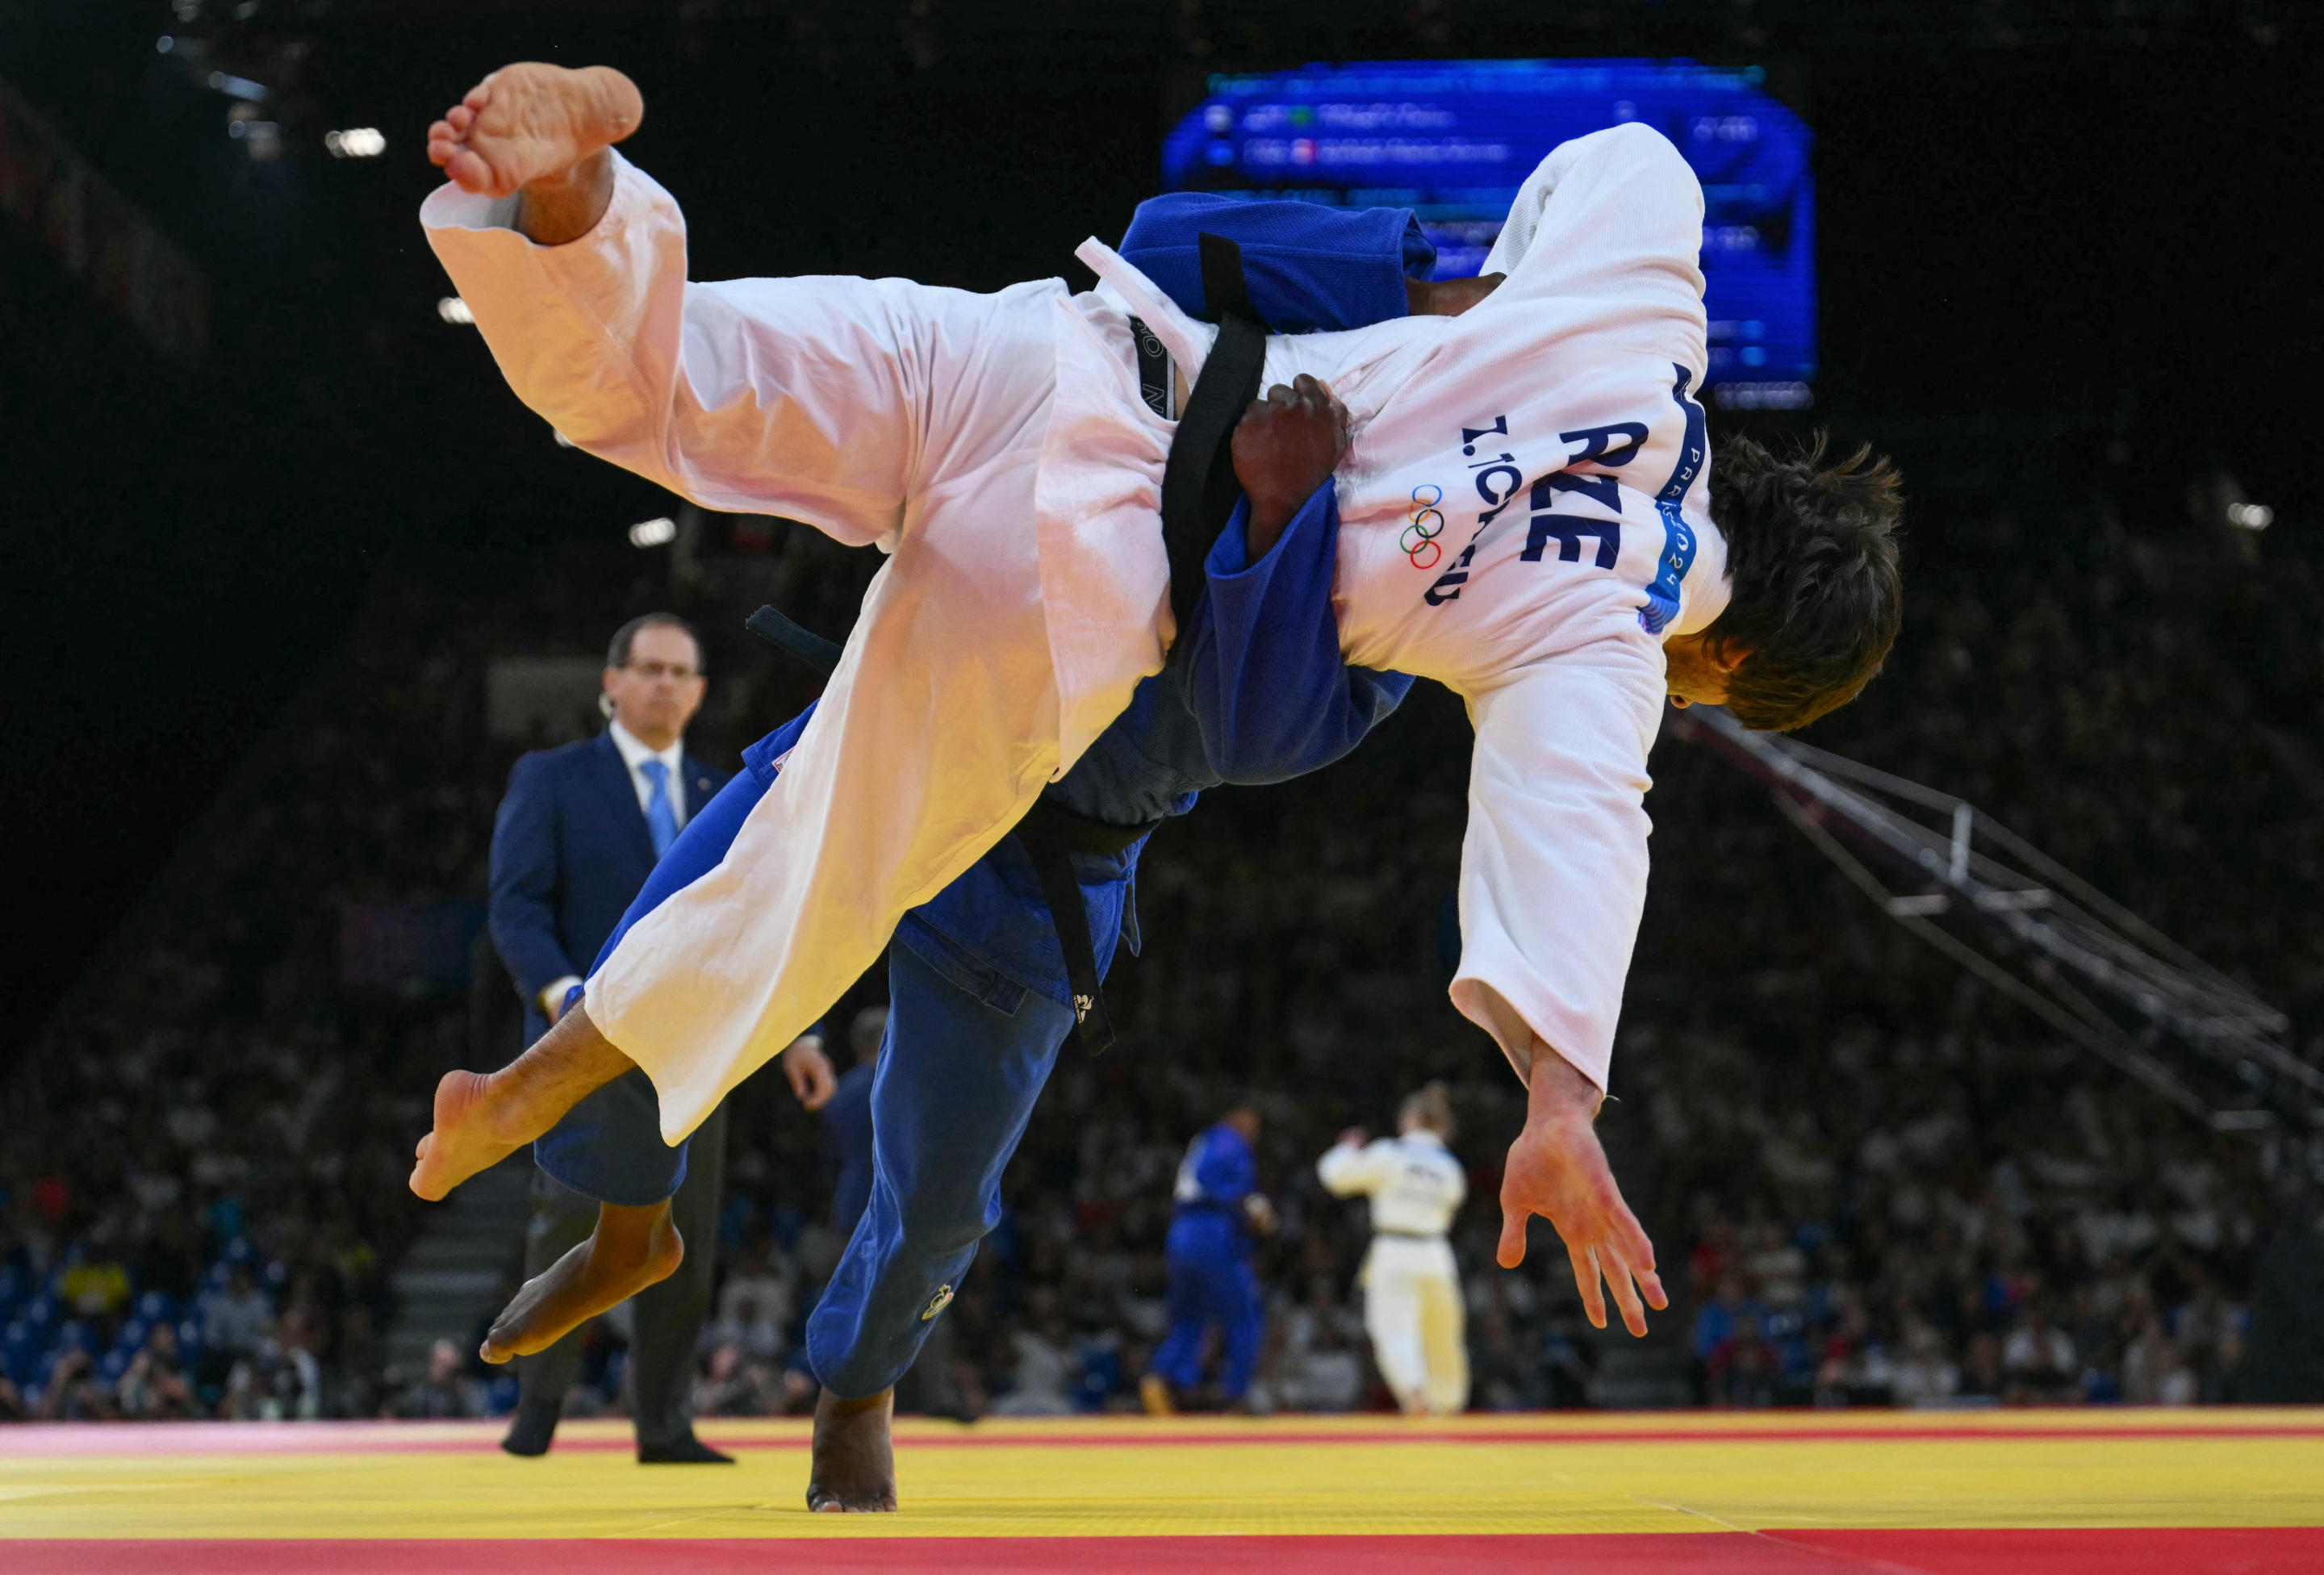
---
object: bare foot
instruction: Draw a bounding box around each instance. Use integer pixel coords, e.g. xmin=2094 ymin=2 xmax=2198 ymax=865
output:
xmin=424 ymin=62 xmax=642 ymax=198
xmin=480 ymin=1201 xmax=683 ymax=1364
xmin=806 ymin=1388 xmax=897 ymax=1512
xmin=409 ymin=1069 xmax=524 ymax=1202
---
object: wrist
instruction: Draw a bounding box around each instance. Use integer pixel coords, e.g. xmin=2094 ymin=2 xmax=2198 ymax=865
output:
xmin=1526 ymin=1042 xmax=1603 ymax=1125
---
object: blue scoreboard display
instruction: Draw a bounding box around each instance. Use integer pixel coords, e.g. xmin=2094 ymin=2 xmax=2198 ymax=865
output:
xmin=1162 ymin=59 xmax=1815 ymax=403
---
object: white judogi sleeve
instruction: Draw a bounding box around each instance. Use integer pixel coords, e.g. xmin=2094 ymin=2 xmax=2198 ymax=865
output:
xmin=1448 ymin=645 xmax=1666 ymax=1094
xmin=1317 ymin=1142 xmax=1395 ymax=1197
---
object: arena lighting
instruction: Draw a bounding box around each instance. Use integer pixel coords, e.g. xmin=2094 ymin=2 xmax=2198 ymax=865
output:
xmin=206 ymin=69 xmax=270 ymax=102
xmin=2226 ymin=501 xmax=2275 ymax=531
xmin=629 ymin=517 xmax=679 ymax=549
xmin=324 ymin=128 xmax=387 ymax=159
xmin=1676 ymin=706 xmax=2318 ymax=1143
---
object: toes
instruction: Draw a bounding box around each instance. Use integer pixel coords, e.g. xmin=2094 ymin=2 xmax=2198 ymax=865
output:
xmin=447 ymin=103 xmax=474 ymax=134
xmin=465 ymin=75 xmax=495 ymax=111
xmin=443 ymin=147 xmax=500 ymax=196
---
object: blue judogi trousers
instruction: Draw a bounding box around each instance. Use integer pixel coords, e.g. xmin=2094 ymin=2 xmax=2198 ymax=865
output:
xmin=1152 ymin=1212 xmax=1266 ymax=1400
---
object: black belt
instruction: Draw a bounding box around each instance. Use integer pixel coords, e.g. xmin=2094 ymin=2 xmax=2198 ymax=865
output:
xmin=741 ymin=235 xmax=1268 ymax=1055
xmin=1156 ymin=231 xmax=1269 ymax=663
xmin=742 ymin=602 xmax=1156 ymax=1055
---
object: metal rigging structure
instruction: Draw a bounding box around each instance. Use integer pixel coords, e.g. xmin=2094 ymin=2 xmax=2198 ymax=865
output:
xmin=1673 ymin=706 xmax=2322 ymax=1151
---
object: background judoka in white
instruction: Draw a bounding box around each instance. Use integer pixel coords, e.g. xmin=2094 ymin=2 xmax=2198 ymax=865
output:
xmin=1319 ymin=1130 xmax=1471 ymax=1415
xmin=422 ymin=121 xmax=1729 ymax=1144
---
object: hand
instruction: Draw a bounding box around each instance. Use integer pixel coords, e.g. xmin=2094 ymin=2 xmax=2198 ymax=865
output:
xmin=1336 ymin=1127 xmax=1369 ymax=1148
xmin=1231 ymin=374 xmax=1350 ymax=557
xmin=1244 ymin=1194 xmax=1280 ymax=1237
xmin=781 ymin=1038 xmax=837 ymax=1111
xmin=1496 ymin=1047 xmax=1666 ymax=1337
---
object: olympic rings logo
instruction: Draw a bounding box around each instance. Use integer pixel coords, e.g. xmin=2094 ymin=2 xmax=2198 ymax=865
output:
xmin=1402 ymin=483 xmax=1446 ymax=569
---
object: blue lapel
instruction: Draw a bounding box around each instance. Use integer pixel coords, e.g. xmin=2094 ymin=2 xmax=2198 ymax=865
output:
xmin=680 ymin=752 xmax=722 ymax=820
xmin=586 ymin=731 xmax=658 ymax=868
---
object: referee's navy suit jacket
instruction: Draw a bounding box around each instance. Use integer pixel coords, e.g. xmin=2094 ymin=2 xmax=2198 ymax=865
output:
xmin=488 ymin=729 xmax=729 ymax=1047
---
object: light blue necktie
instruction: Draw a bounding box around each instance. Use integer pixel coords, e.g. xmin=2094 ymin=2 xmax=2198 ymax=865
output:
xmin=638 ymin=758 xmax=680 ymax=859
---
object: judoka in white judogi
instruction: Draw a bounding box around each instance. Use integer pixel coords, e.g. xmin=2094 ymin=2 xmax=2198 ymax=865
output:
xmin=423 ymin=121 xmax=1724 ymax=1143
xmin=1318 ymin=1086 xmax=1471 ymax=1415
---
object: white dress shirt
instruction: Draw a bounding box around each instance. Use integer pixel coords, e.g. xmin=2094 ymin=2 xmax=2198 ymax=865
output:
xmin=607 ymin=719 xmax=691 ymax=829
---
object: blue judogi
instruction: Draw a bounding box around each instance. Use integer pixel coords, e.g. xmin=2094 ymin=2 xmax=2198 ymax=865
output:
xmin=542 ymin=194 xmax=1426 ymax=1400
xmin=1152 ymin=1122 xmax=1267 ymax=1399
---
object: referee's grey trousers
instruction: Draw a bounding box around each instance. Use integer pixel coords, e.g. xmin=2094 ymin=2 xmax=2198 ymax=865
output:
xmin=514 ymin=1100 xmax=729 ymax=1445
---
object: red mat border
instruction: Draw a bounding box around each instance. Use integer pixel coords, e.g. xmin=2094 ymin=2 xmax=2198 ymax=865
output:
xmin=3 ymin=1529 xmax=2318 ymax=1574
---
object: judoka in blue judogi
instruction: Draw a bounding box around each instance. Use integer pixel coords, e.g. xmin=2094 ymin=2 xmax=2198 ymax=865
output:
xmin=1147 ymin=1105 xmax=1274 ymax=1408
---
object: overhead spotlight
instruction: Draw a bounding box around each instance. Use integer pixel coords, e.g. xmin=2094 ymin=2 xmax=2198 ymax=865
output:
xmin=2226 ymin=502 xmax=2274 ymax=532
xmin=324 ymin=128 xmax=387 ymax=159
xmin=629 ymin=517 xmax=679 ymax=549
xmin=437 ymin=296 xmax=475 ymax=324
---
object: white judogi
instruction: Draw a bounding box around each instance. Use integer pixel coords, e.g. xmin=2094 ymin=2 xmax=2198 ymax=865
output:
xmin=1318 ymin=1131 xmax=1469 ymax=1414
xmin=423 ymin=123 xmax=1724 ymax=1143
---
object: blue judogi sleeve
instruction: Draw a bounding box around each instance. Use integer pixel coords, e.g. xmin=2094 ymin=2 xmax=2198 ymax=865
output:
xmin=1119 ymin=192 xmax=1436 ymax=332
xmin=1180 ymin=486 xmax=1415 ymax=783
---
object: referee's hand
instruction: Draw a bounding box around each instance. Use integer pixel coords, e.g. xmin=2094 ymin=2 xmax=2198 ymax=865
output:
xmin=1496 ymin=1047 xmax=1666 ymax=1337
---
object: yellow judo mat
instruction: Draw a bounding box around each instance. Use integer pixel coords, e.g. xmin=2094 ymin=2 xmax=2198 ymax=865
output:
xmin=3 ymin=1408 xmax=2321 ymax=1572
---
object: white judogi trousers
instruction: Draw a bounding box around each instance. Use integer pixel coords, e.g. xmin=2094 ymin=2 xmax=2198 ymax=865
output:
xmin=1361 ymin=1235 xmax=1468 ymax=1417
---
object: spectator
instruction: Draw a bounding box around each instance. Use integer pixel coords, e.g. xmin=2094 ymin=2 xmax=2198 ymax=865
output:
xmin=117 ymin=1322 xmax=195 ymax=1419
xmin=386 ymin=1339 xmax=486 ymax=1419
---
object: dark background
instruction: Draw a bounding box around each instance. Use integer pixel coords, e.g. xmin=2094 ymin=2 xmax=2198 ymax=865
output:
xmin=4 ymin=0 xmax=2318 ymax=1062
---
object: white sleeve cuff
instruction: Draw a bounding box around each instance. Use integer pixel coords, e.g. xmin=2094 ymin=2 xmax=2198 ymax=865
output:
xmin=539 ymin=975 xmax=584 ymax=1017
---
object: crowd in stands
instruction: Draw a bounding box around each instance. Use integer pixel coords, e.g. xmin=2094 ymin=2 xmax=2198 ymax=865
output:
xmin=6 ymin=429 xmax=2320 ymax=1421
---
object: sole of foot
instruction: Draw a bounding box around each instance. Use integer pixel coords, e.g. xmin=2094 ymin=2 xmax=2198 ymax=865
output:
xmin=480 ymin=1215 xmax=683 ymax=1364
xmin=426 ymin=62 xmax=643 ymax=198
xmin=806 ymin=1388 xmax=897 ymax=1513
xmin=408 ymin=1068 xmax=523 ymax=1202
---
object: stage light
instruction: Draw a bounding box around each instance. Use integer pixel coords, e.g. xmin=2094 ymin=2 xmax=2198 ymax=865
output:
xmin=629 ymin=517 xmax=678 ymax=549
xmin=206 ymin=70 xmax=270 ymax=102
xmin=157 ymin=36 xmax=173 ymax=52
xmin=2226 ymin=502 xmax=2274 ymax=532
xmin=437 ymin=296 xmax=475 ymax=324
xmin=325 ymin=128 xmax=387 ymax=159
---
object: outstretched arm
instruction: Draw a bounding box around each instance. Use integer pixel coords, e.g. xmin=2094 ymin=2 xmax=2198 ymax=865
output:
xmin=1496 ymin=1045 xmax=1666 ymax=1337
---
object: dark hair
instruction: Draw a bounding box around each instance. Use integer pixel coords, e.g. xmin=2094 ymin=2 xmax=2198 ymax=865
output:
xmin=1705 ymin=432 xmax=1904 ymax=731
xmin=606 ymin=612 xmax=702 ymax=672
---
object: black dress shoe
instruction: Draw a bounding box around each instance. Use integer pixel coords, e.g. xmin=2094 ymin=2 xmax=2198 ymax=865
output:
xmin=500 ymin=1397 xmax=562 ymax=1458
xmin=637 ymin=1432 xmax=735 ymax=1464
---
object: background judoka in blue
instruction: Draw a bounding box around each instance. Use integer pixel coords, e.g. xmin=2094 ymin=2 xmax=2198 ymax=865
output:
xmin=1163 ymin=58 xmax=1816 ymax=399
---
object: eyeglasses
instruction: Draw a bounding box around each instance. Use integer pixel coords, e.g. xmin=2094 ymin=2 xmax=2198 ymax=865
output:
xmin=621 ymin=662 xmax=702 ymax=682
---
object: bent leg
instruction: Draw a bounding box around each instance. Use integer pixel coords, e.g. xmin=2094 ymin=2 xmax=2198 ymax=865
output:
xmin=1151 ymin=1247 xmax=1214 ymax=1393
xmin=483 ymin=1197 xmax=683 ymax=1364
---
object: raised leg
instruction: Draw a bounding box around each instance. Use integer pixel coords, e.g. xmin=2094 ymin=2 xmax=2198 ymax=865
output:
xmin=480 ymin=1198 xmax=683 ymax=1364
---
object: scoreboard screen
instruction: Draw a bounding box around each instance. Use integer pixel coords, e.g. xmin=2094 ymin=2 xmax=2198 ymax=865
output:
xmin=1162 ymin=59 xmax=1815 ymax=404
